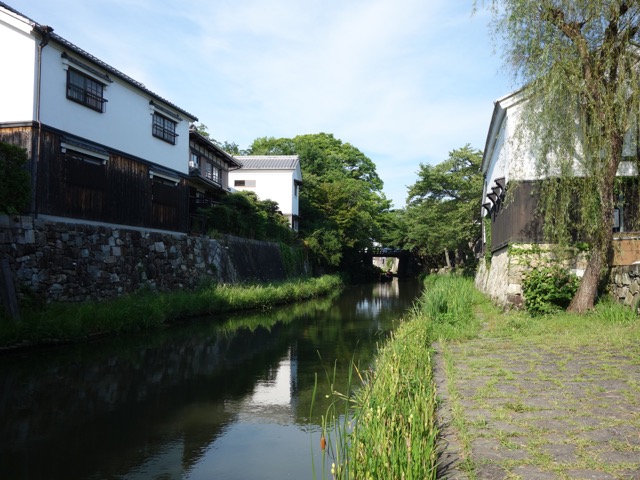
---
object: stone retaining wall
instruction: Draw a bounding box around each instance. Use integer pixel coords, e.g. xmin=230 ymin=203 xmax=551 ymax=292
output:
xmin=609 ymin=264 xmax=640 ymax=307
xmin=0 ymin=215 xmax=308 ymax=304
xmin=475 ymin=244 xmax=595 ymax=309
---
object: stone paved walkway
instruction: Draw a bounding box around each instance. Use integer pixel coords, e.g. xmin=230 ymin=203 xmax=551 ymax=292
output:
xmin=434 ymin=339 xmax=640 ymax=479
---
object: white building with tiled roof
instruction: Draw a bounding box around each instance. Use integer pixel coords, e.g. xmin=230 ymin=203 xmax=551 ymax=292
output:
xmin=229 ymin=155 xmax=302 ymax=231
xmin=0 ymin=1 xmax=200 ymax=231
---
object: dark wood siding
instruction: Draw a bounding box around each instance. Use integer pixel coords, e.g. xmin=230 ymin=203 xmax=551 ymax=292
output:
xmin=0 ymin=127 xmax=34 ymax=156
xmin=490 ymin=181 xmax=544 ymax=251
xmin=489 ymin=178 xmax=640 ymax=252
xmin=105 ymin=153 xmax=151 ymax=227
xmin=63 ymin=154 xmax=106 ymax=219
xmin=151 ymin=179 xmax=188 ymax=231
xmin=0 ymin=125 xmax=189 ymax=232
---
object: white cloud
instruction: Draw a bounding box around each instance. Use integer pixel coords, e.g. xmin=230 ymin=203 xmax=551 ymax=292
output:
xmin=10 ymin=0 xmax=513 ymax=208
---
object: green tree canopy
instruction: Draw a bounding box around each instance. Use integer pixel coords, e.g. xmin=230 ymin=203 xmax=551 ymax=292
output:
xmin=481 ymin=0 xmax=640 ymax=312
xmin=404 ymin=145 xmax=483 ymax=266
xmin=249 ymin=133 xmax=390 ymax=268
xmin=202 ymin=190 xmax=293 ymax=244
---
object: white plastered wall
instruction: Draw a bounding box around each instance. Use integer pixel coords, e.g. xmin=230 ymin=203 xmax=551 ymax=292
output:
xmin=230 ymin=169 xmax=296 ymax=216
xmin=36 ymin=42 xmax=191 ymax=173
xmin=0 ymin=10 xmax=36 ymax=122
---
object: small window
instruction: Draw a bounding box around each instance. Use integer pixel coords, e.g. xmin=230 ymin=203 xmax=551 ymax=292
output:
xmin=65 ymin=152 xmax=106 ymax=190
xmin=66 ymin=69 xmax=106 ymax=112
xmin=190 ymin=153 xmax=199 ymax=167
xmin=234 ymin=179 xmax=256 ymax=187
xmin=152 ymin=113 xmax=178 ymax=144
xmin=205 ymin=161 xmax=221 ymax=184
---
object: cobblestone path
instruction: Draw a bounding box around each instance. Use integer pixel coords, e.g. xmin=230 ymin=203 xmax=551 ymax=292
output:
xmin=434 ymin=339 xmax=640 ymax=479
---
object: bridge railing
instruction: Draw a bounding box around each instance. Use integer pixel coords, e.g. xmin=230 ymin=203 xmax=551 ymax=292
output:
xmin=365 ymin=247 xmax=405 ymax=256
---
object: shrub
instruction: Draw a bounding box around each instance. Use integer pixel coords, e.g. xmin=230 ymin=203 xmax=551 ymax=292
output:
xmin=202 ymin=191 xmax=294 ymax=244
xmin=0 ymin=142 xmax=31 ymax=214
xmin=522 ymin=265 xmax=579 ymax=316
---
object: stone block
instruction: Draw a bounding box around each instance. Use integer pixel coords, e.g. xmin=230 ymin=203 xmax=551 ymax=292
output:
xmin=0 ymin=215 xmax=14 ymax=228
xmin=112 ymin=246 xmax=121 ymax=257
xmin=154 ymin=242 xmax=166 ymax=253
xmin=19 ymin=216 xmax=33 ymax=230
xmin=87 ymin=265 xmax=101 ymax=278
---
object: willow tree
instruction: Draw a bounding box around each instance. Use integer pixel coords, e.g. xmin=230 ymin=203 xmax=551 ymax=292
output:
xmin=482 ymin=1 xmax=640 ymax=312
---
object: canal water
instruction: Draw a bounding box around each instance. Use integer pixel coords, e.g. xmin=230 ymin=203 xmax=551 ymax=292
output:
xmin=0 ymin=278 xmax=423 ymax=480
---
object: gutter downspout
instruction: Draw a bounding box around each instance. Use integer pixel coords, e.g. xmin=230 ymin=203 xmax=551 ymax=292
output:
xmin=32 ymin=25 xmax=53 ymax=216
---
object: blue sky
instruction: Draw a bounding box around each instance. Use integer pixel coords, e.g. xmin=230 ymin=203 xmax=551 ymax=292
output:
xmin=12 ymin=0 xmax=514 ymax=209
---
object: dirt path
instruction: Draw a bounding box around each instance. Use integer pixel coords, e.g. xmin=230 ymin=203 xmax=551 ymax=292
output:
xmin=434 ymin=338 xmax=640 ymax=479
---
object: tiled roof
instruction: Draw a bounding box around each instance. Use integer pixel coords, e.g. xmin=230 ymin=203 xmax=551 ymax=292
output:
xmin=233 ymin=155 xmax=300 ymax=170
xmin=0 ymin=1 xmax=197 ymax=121
xmin=189 ymin=128 xmax=242 ymax=168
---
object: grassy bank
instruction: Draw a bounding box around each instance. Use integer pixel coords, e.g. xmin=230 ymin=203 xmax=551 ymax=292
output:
xmin=326 ymin=274 xmax=640 ymax=479
xmin=319 ymin=275 xmax=484 ymax=479
xmin=0 ymin=274 xmax=343 ymax=348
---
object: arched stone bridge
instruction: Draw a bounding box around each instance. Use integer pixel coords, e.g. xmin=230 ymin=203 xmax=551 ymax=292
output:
xmin=367 ymin=247 xmax=407 ymax=257
xmin=362 ymin=248 xmax=417 ymax=277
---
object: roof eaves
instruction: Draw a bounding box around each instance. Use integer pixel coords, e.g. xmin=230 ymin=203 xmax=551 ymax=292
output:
xmin=189 ymin=128 xmax=242 ymax=169
xmin=0 ymin=1 xmax=198 ymax=122
xmin=481 ymin=88 xmax=526 ymax=174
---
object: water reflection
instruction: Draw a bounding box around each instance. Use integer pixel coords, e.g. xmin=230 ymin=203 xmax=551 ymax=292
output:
xmin=235 ymin=348 xmax=298 ymax=425
xmin=0 ymin=279 xmax=422 ymax=480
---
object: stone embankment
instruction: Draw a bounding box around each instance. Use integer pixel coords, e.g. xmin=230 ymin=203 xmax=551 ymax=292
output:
xmin=609 ymin=264 xmax=640 ymax=307
xmin=0 ymin=215 xmax=307 ymax=304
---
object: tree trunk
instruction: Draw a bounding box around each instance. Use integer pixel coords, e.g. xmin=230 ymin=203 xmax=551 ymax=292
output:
xmin=444 ymin=248 xmax=451 ymax=268
xmin=567 ymin=134 xmax=621 ymax=313
xmin=567 ymin=248 xmax=603 ymax=313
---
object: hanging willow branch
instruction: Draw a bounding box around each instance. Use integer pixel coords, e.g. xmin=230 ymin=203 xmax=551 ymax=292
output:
xmin=481 ymin=0 xmax=640 ymax=311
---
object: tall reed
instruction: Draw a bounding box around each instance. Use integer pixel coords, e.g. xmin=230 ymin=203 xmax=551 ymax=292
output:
xmin=347 ymin=310 xmax=439 ymax=480
xmin=315 ymin=274 xmax=484 ymax=479
xmin=0 ymin=275 xmax=343 ymax=348
xmin=420 ymin=274 xmax=483 ymax=340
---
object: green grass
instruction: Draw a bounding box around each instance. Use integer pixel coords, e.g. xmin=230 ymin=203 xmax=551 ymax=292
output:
xmin=434 ymin=283 xmax=640 ymax=479
xmin=0 ymin=274 xmax=343 ymax=348
xmin=319 ymin=273 xmax=640 ymax=479
xmin=315 ymin=274 xmax=487 ymax=479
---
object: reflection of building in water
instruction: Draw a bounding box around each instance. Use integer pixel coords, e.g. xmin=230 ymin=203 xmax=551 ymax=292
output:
xmin=373 ymin=279 xmax=400 ymax=298
xmin=356 ymin=279 xmax=401 ymax=320
xmin=235 ymin=347 xmax=298 ymax=425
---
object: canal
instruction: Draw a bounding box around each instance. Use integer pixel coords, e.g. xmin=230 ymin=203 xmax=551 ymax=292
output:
xmin=0 ymin=278 xmax=423 ymax=479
